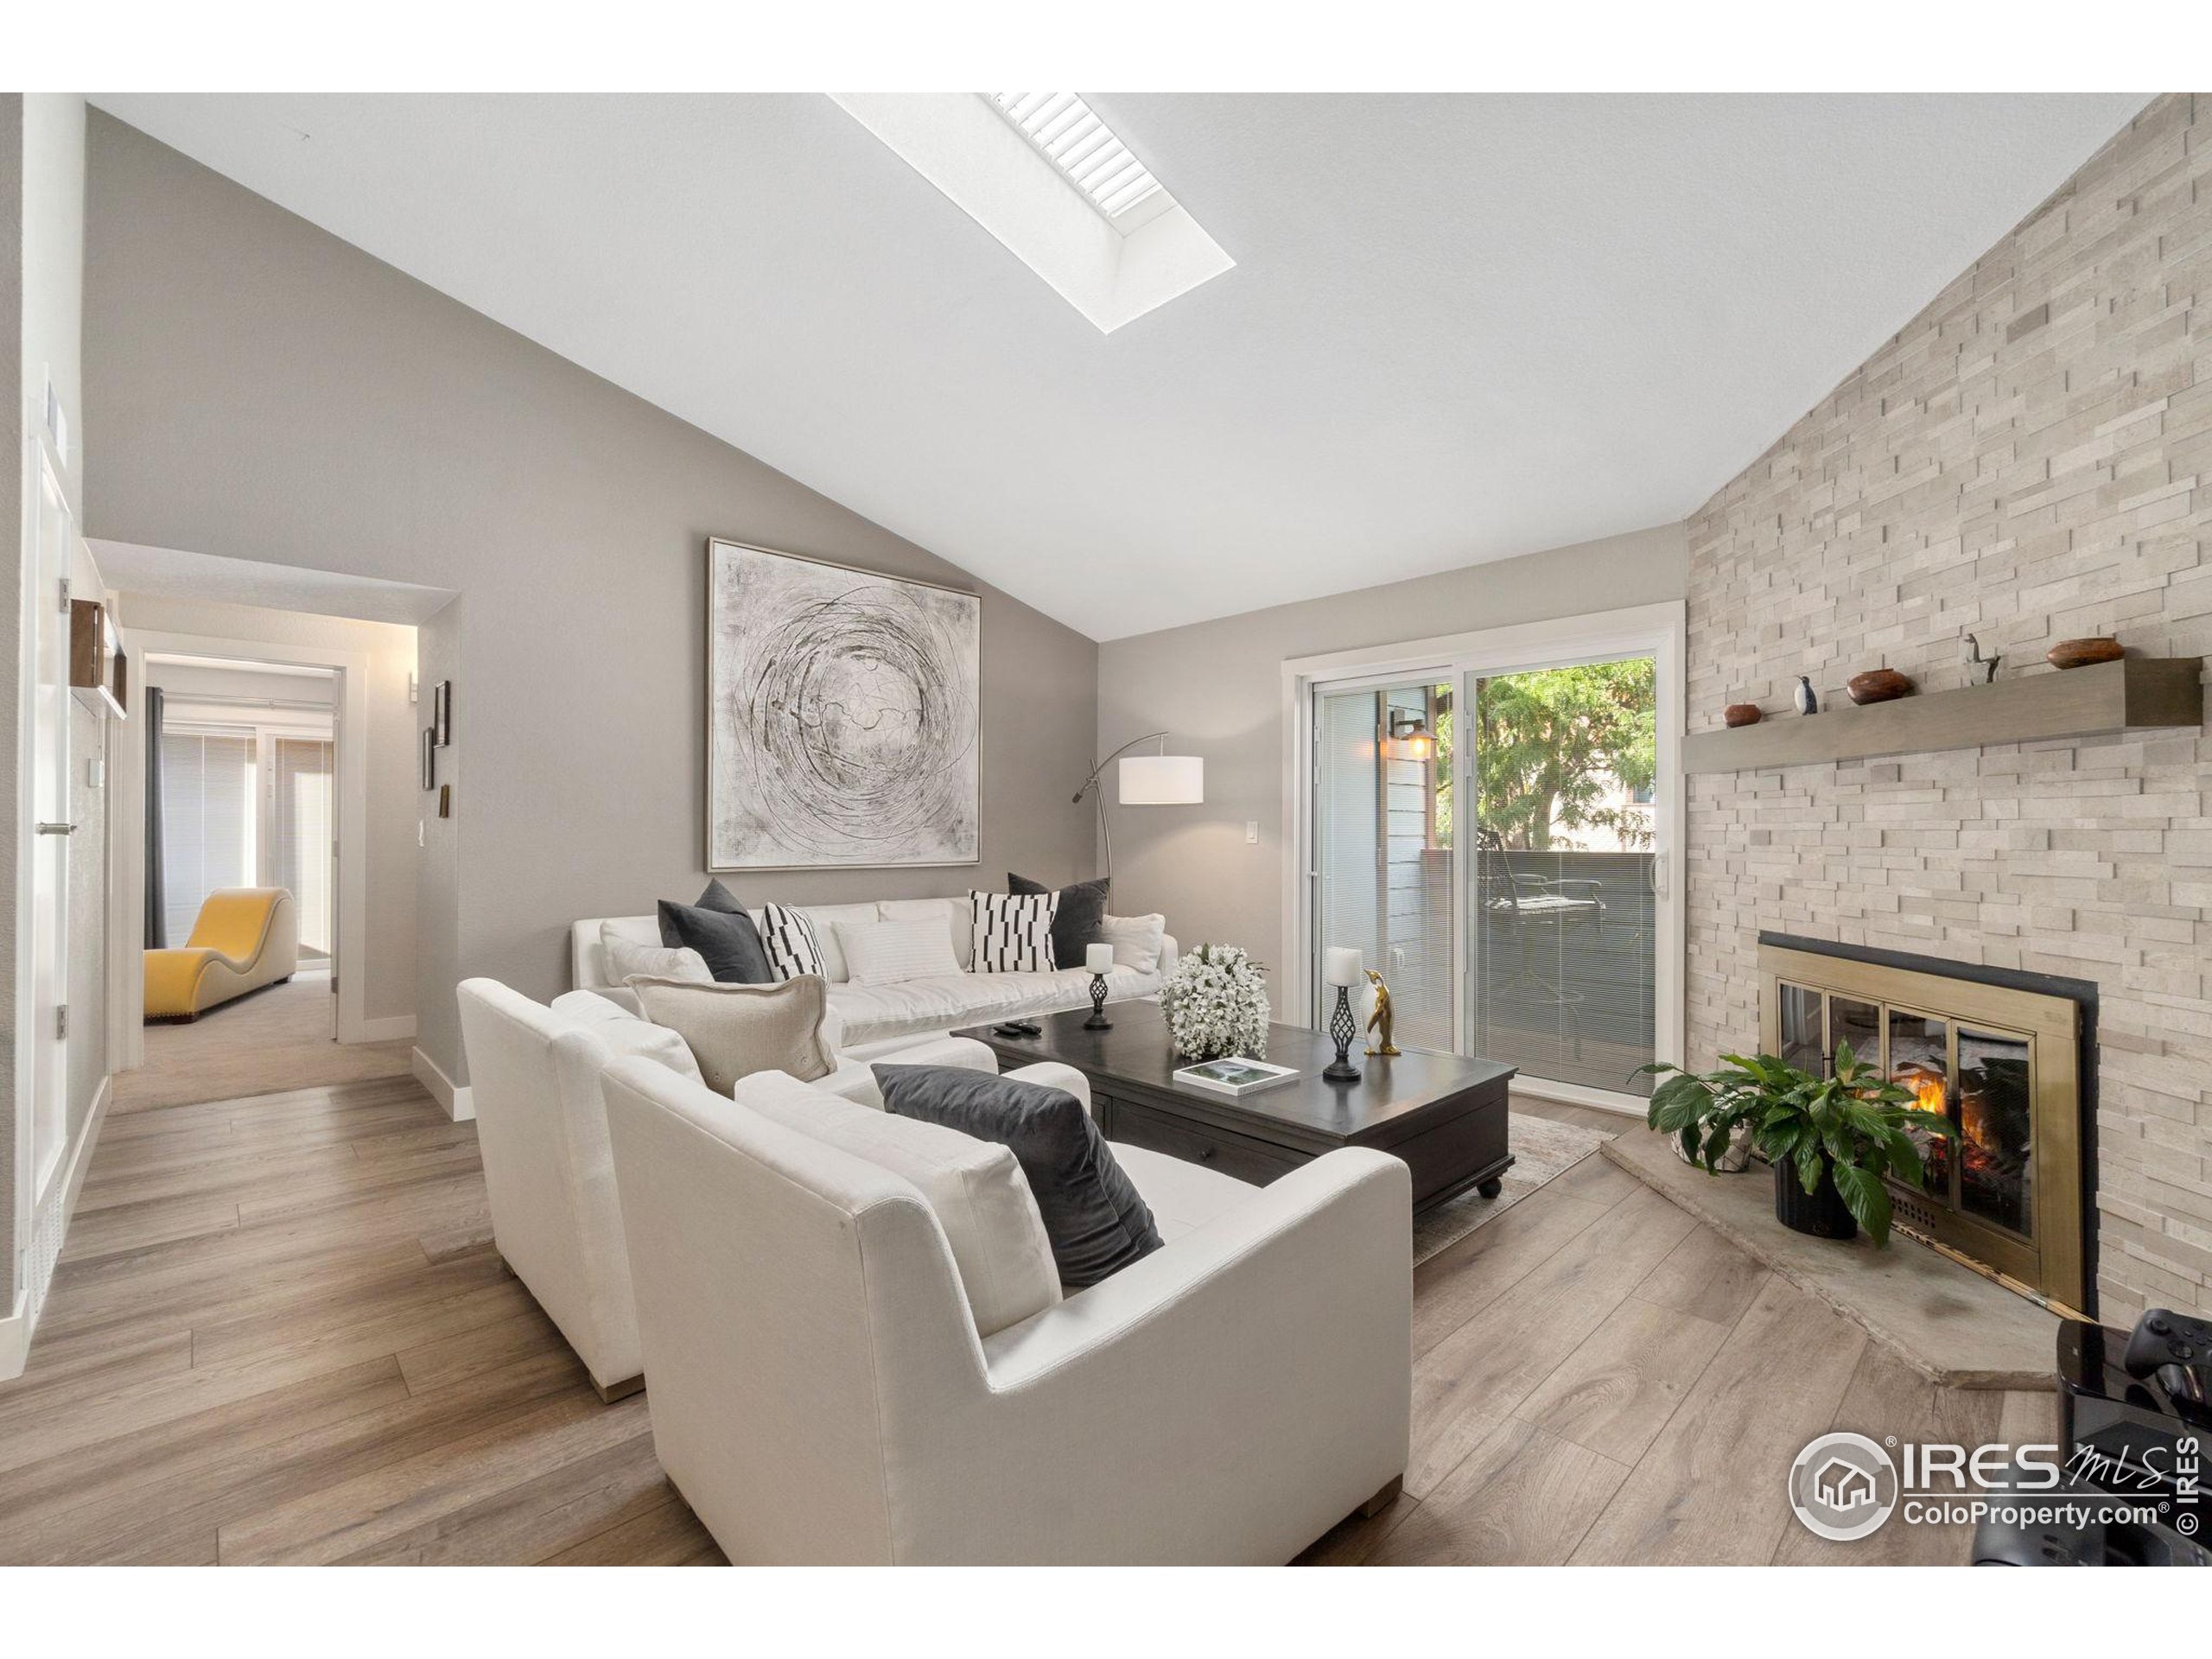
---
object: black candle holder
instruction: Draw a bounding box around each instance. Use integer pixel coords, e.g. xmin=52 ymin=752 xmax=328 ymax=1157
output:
xmin=1323 ymin=983 xmax=1362 ymax=1082
xmin=1084 ymin=971 xmax=1113 ymax=1030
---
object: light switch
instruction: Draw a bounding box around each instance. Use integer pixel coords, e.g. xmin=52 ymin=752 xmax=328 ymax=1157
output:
xmin=418 ymin=821 xmax=426 ymax=848
xmin=1245 ymin=821 xmax=1260 ymax=844
xmin=86 ymin=759 xmax=105 ymax=788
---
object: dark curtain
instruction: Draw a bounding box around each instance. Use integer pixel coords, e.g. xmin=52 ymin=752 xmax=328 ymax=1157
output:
xmin=144 ymin=683 xmax=167 ymax=948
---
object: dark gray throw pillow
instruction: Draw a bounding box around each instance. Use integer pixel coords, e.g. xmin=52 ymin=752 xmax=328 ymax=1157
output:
xmin=873 ymin=1064 xmax=1161 ymax=1289
xmin=1007 ymin=873 xmax=1110 ymax=971
xmin=658 ymin=882 xmax=773 ymax=984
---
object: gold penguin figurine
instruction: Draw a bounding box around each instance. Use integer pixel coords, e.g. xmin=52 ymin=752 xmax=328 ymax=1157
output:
xmin=1363 ymin=969 xmax=1401 ymax=1057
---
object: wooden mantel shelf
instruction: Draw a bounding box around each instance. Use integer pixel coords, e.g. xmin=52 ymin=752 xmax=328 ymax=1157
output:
xmin=1684 ymin=656 xmax=2204 ymax=773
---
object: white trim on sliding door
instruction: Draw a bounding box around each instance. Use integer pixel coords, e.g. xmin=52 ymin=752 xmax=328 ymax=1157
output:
xmin=1281 ymin=601 xmax=1687 ymax=1103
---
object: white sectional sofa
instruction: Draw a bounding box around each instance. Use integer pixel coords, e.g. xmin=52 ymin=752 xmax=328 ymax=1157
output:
xmin=572 ymin=894 xmax=1176 ymax=1052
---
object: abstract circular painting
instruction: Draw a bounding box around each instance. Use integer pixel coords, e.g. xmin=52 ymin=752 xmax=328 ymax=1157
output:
xmin=708 ymin=540 xmax=980 ymax=868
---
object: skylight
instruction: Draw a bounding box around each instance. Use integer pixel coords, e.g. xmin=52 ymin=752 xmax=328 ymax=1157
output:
xmin=990 ymin=93 xmax=1166 ymax=226
xmin=831 ymin=93 xmax=1234 ymax=334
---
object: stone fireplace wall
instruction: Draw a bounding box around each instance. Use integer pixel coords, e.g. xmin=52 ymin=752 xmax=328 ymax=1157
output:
xmin=1685 ymin=93 xmax=2212 ymax=1321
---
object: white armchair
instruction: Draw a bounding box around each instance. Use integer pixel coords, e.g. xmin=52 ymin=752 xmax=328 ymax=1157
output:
xmin=599 ymin=1053 xmax=1413 ymax=1565
xmin=456 ymin=978 xmax=1085 ymax=1401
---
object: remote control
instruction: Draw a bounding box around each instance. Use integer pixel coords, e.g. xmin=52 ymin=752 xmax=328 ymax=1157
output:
xmin=2122 ymin=1308 xmax=2212 ymax=1377
xmin=991 ymin=1020 xmax=1042 ymax=1039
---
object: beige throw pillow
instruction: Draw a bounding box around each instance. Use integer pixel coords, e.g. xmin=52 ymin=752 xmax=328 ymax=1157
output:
xmin=627 ymin=975 xmax=836 ymax=1094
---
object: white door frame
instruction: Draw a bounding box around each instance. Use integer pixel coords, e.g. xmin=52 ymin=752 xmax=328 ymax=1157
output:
xmin=118 ymin=630 xmax=375 ymax=1046
xmin=12 ymin=436 xmax=73 ymax=1343
xmin=1281 ymin=600 xmax=1687 ymax=1115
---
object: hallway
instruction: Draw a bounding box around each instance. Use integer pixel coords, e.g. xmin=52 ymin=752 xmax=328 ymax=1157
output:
xmin=115 ymin=976 xmax=414 ymax=1115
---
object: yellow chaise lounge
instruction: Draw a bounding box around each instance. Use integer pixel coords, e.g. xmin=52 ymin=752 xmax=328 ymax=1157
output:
xmin=145 ymin=888 xmax=300 ymax=1022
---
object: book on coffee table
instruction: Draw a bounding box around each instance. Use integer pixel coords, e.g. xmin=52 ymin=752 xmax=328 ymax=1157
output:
xmin=1172 ymin=1058 xmax=1301 ymax=1098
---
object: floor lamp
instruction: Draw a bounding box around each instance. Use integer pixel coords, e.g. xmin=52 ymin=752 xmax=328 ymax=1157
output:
xmin=1074 ymin=732 xmax=1205 ymax=883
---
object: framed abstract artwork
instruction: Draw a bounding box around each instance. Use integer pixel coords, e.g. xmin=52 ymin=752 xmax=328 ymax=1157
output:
xmin=707 ymin=539 xmax=980 ymax=869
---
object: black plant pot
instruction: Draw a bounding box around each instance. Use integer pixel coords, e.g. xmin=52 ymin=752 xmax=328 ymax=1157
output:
xmin=1774 ymin=1154 xmax=1858 ymax=1241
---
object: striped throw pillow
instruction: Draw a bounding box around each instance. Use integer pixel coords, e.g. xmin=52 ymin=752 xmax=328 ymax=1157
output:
xmin=970 ymin=890 xmax=1058 ymax=974
xmin=757 ymin=904 xmax=824 ymax=982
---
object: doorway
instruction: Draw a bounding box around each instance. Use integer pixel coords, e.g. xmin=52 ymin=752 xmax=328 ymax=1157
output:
xmin=144 ymin=653 xmax=340 ymax=1037
xmin=1287 ymin=603 xmax=1684 ymax=1114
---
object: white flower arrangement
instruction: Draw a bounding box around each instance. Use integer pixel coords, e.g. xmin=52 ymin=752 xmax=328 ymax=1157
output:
xmin=1157 ymin=943 xmax=1271 ymax=1062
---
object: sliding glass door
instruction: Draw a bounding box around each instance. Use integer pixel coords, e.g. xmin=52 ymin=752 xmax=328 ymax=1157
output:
xmin=1299 ymin=606 xmax=1680 ymax=1109
xmin=1467 ymin=658 xmax=1660 ymax=1098
xmin=1310 ymin=678 xmax=1456 ymax=1053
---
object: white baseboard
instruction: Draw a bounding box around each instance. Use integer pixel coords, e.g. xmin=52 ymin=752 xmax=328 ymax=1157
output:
xmin=61 ymin=1075 xmax=111 ymax=1230
xmin=0 ymin=1291 xmax=26 ymax=1381
xmin=357 ymin=1014 xmax=418 ymax=1043
xmin=1509 ymin=1076 xmax=1649 ymax=1120
xmin=0 ymin=1074 xmax=113 ymax=1382
xmin=412 ymin=1045 xmax=474 ymax=1122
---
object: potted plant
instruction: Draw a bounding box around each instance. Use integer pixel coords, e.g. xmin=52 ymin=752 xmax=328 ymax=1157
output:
xmin=1640 ymin=1044 xmax=1951 ymax=1244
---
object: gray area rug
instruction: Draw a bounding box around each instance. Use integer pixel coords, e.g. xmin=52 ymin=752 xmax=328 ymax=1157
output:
xmin=1411 ymin=1113 xmax=1618 ymax=1266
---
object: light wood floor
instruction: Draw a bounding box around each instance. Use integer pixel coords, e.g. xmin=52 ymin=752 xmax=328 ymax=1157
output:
xmin=116 ymin=974 xmax=416 ymax=1114
xmin=2 ymin=1075 xmax=2052 ymax=1565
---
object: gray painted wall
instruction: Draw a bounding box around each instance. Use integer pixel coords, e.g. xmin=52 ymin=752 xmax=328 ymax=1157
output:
xmin=1095 ymin=522 xmax=1689 ymax=1004
xmin=416 ymin=601 xmax=461 ymax=1085
xmin=84 ymin=112 xmax=1100 ymax=1083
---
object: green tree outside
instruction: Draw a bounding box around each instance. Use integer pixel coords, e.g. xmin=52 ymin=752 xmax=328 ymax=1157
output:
xmin=1431 ymin=661 xmax=1657 ymax=852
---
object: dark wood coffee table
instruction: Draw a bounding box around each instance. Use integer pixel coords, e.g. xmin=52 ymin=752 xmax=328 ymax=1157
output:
xmin=954 ymin=1003 xmax=1516 ymax=1214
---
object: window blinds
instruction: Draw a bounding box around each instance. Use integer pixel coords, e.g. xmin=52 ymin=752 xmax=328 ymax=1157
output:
xmin=161 ymin=729 xmax=255 ymax=946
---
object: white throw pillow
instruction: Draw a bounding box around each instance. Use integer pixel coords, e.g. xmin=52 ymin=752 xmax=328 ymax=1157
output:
xmin=836 ymin=918 xmax=962 ymax=986
xmin=551 ymin=988 xmax=643 ymax=1024
xmin=559 ymin=1006 xmax=705 ymax=1086
xmin=970 ymin=890 xmax=1058 ymax=974
xmin=601 ymin=925 xmax=712 ymax=986
xmin=1099 ymin=912 xmax=1168 ymax=976
xmin=627 ymin=975 xmax=836 ymax=1093
xmin=879 ymin=896 xmax=975 ymax=972
xmin=734 ymin=1071 xmax=1061 ymax=1338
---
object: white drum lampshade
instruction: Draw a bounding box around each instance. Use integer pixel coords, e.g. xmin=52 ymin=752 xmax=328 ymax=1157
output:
xmin=1118 ymin=753 xmax=1204 ymax=805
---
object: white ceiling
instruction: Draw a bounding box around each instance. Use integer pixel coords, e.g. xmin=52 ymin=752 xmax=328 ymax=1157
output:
xmin=91 ymin=93 xmax=2145 ymax=641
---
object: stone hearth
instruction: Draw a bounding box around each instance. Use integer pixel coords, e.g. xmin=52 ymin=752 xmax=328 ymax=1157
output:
xmin=1603 ymin=1129 xmax=2060 ymax=1389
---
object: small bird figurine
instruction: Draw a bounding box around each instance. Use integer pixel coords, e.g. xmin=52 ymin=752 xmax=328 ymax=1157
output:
xmin=1794 ymin=676 xmax=1819 ymax=715
xmin=1363 ymin=969 xmax=1401 ymax=1057
xmin=1965 ymin=632 xmax=2001 ymax=684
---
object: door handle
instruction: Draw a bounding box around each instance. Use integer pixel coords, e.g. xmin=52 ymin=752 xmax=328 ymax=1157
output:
xmin=36 ymin=822 xmax=74 ymax=836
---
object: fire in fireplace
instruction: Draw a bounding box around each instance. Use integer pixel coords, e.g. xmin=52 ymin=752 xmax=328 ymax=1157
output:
xmin=1760 ymin=934 xmax=2095 ymax=1316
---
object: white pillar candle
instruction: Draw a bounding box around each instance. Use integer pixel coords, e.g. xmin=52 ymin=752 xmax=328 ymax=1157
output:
xmin=1324 ymin=946 xmax=1364 ymax=987
xmin=1085 ymin=942 xmax=1115 ymax=974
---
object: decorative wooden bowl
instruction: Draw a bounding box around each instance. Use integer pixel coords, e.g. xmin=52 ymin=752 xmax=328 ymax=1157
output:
xmin=1846 ymin=668 xmax=1913 ymax=705
xmin=2047 ymin=637 xmax=2124 ymax=671
xmin=1722 ymin=703 xmax=1762 ymax=728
